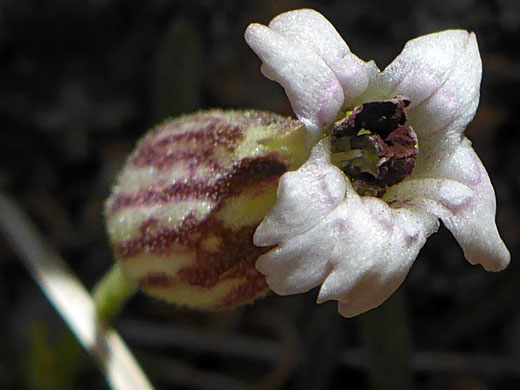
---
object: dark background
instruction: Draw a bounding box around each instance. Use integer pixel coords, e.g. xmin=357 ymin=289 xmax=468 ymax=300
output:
xmin=0 ymin=0 xmax=519 ymax=389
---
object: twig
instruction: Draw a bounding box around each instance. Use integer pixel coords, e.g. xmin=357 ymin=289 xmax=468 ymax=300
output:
xmin=0 ymin=192 xmax=154 ymax=390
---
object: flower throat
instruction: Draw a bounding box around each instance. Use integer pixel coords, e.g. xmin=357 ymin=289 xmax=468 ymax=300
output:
xmin=330 ymin=96 xmax=418 ymax=197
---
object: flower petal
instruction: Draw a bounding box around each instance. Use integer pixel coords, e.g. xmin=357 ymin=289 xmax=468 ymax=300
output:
xmin=385 ymin=138 xmax=510 ymax=271
xmin=383 ymin=30 xmax=482 ymax=139
xmin=267 ymin=9 xmax=372 ymax=105
xmin=254 ymin=140 xmax=439 ymax=317
xmin=253 ymin=139 xmax=347 ymax=247
xmin=245 ymin=23 xmax=343 ymax=141
xmin=245 ymin=10 xmax=377 ymax=141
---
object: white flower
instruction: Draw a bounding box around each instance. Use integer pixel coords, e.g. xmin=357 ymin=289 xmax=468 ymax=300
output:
xmin=245 ymin=9 xmax=510 ymax=317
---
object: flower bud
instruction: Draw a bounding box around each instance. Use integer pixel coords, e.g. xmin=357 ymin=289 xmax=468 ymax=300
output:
xmin=105 ymin=110 xmax=308 ymax=310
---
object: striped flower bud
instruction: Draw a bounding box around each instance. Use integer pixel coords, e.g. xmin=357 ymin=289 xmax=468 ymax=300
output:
xmin=105 ymin=110 xmax=309 ymax=310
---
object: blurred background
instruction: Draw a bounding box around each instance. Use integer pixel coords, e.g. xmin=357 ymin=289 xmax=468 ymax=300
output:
xmin=0 ymin=0 xmax=519 ymax=389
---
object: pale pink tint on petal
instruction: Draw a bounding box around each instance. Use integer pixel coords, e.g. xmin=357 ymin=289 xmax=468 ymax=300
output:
xmin=267 ymin=9 xmax=371 ymax=105
xmin=314 ymin=195 xmax=437 ymax=317
xmin=255 ymin=217 xmax=340 ymax=295
xmin=385 ymin=138 xmax=510 ymax=272
xmin=245 ymin=23 xmax=344 ymax=140
xmin=253 ymin=139 xmax=346 ymax=247
xmin=383 ymin=30 xmax=481 ymax=138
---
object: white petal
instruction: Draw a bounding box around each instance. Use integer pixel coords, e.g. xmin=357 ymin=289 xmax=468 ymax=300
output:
xmin=245 ymin=23 xmax=343 ymax=141
xmin=385 ymin=138 xmax=510 ymax=272
xmin=267 ymin=9 xmax=371 ymax=105
xmin=253 ymin=139 xmax=346 ymax=246
xmin=383 ymin=30 xmax=482 ymax=138
xmin=254 ymin=140 xmax=439 ymax=317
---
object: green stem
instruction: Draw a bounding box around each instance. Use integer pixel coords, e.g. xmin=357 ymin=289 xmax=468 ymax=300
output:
xmin=92 ymin=263 xmax=137 ymax=322
xmin=360 ymin=288 xmax=413 ymax=390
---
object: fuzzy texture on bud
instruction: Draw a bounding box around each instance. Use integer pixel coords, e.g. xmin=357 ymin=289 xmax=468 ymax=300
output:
xmin=105 ymin=110 xmax=309 ymax=310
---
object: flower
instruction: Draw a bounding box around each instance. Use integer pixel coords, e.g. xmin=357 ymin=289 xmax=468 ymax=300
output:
xmin=104 ymin=110 xmax=310 ymax=310
xmin=245 ymin=9 xmax=510 ymax=317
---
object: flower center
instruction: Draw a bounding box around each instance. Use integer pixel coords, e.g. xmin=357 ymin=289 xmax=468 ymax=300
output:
xmin=330 ymin=95 xmax=418 ymax=197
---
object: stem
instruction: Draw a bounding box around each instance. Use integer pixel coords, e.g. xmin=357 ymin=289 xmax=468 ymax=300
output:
xmin=360 ymin=288 xmax=413 ymax=390
xmin=93 ymin=263 xmax=137 ymax=322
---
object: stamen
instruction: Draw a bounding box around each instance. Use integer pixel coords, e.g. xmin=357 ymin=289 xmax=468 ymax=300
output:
xmin=331 ymin=96 xmax=418 ymax=197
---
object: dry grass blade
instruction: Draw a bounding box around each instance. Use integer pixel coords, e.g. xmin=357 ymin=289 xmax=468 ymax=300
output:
xmin=0 ymin=192 xmax=154 ymax=390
